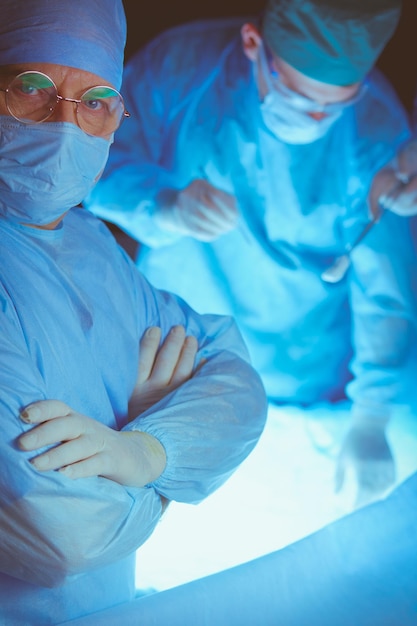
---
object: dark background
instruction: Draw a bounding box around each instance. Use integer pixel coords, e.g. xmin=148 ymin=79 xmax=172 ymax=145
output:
xmin=122 ymin=0 xmax=416 ymax=111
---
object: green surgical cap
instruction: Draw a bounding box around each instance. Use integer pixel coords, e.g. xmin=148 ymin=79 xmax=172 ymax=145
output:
xmin=262 ymin=0 xmax=401 ymax=85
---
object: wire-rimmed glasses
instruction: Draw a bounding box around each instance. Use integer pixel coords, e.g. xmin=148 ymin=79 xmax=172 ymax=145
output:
xmin=0 ymin=70 xmax=130 ymax=137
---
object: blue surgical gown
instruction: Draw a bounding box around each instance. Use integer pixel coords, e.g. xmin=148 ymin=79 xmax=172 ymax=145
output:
xmin=0 ymin=208 xmax=267 ymax=625
xmin=85 ymin=18 xmax=417 ymax=421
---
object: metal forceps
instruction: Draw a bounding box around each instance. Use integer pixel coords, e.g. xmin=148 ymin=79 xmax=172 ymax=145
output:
xmin=321 ymin=176 xmax=415 ymax=283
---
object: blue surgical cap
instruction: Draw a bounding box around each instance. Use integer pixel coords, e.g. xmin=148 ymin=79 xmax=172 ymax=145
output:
xmin=0 ymin=0 xmax=126 ymax=89
xmin=262 ymin=0 xmax=401 ymax=85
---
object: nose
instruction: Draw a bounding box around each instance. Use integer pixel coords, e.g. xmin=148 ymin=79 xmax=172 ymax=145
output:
xmin=48 ymin=98 xmax=78 ymax=125
xmin=307 ymin=111 xmax=328 ymax=121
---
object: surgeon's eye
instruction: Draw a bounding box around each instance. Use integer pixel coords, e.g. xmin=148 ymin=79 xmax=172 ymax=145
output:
xmin=81 ymin=87 xmax=121 ymax=114
xmin=83 ymin=98 xmax=105 ymax=114
xmin=87 ymin=97 xmax=104 ymax=109
xmin=19 ymin=83 xmax=39 ymax=95
xmin=10 ymin=73 xmax=56 ymax=101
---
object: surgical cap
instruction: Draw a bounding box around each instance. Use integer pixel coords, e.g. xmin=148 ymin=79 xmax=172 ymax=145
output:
xmin=0 ymin=0 xmax=126 ymax=89
xmin=262 ymin=0 xmax=401 ymax=85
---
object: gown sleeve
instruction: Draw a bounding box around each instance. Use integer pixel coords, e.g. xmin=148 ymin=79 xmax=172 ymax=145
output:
xmin=123 ymin=268 xmax=268 ymax=503
xmin=0 ymin=306 xmax=163 ymax=588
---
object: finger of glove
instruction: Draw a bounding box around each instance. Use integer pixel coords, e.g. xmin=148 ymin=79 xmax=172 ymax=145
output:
xmin=137 ymin=327 xmax=162 ymax=384
xmin=209 ymin=188 xmax=239 ymax=220
xmin=20 ymin=399 xmax=71 ymax=424
xmin=194 ymin=231 xmax=227 ymax=242
xmin=390 ymin=179 xmax=417 ymax=216
xmin=368 ymin=167 xmax=398 ymax=218
xmin=59 ymin=455 xmax=102 ymax=480
xmin=175 ymin=195 xmax=233 ymax=238
xmin=184 ymin=208 xmax=237 ymax=238
xmin=151 ymin=325 xmax=186 ymax=384
xmin=181 ymin=203 xmax=227 ymax=229
xmin=182 ymin=181 xmax=237 ymax=223
xmin=62 ymin=456 xmax=149 ymax=488
xmin=184 ymin=179 xmax=236 ymax=213
xmin=195 ymin=194 xmax=238 ymax=228
xmin=59 ymin=439 xmax=154 ymax=487
xmin=170 ymin=335 xmax=198 ymax=385
xmin=59 ymin=452 xmax=117 ymax=482
xmin=30 ymin=435 xmax=101 ymax=472
xmin=19 ymin=413 xmax=93 ymax=451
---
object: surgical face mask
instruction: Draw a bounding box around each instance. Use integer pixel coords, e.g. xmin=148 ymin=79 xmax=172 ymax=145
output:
xmin=0 ymin=116 xmax=111 ymax=226
xmin=257 ymin=44 xmax=364 ymax=145
xmin=260 ymin=90 xmax=342 ymax=144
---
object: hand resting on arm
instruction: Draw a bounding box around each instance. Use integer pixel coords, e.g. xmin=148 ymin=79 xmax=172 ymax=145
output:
xmin=18 ymin=325 xmax=198 ymax=488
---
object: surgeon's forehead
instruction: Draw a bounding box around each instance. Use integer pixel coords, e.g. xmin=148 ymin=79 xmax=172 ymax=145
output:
xmin=273 ymin=54 xmax=361 ymax=103
xmin=0 ymin=63 xmax=114 ymax=89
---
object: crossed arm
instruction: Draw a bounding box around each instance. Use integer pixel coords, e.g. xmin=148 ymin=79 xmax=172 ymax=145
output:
xmin=18 ymin=325 xmax=199 ymax=489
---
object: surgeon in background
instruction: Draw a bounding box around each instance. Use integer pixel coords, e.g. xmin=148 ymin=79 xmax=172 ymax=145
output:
xmin=0 ymin=1 xmax=267 ymax=624
xmin=85 ymin=0 xmax=417 ymax=509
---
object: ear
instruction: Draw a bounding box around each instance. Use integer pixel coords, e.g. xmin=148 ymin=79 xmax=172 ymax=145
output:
xmin=241 ymin=23 xmax=262 ymax=62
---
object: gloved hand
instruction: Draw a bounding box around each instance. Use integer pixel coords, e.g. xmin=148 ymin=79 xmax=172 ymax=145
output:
xmin=18 ymin=400 xmax=166 ymax=487
xmin=156 ymin=179 xmax=239 ymax=241
xmin=369 ymin=139 xmax=417 ymax=217
xmin=17 ymin=325 xmax=200 ymax=487
xmin=335 ymin=421 xmax=396 ymax=509
xmin=128 ymin=324 xmax=199 ymax=419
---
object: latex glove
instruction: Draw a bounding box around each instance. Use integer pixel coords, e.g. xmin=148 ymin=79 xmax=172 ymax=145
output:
xmin=335 ymin=422 xmax=396 ymax=509
xmin=369 ymin=139 xmax=417 ymax=217
xmin=156 ymin=179 xmax=239 ymax=241
xmin=18 ymin=400 xmax=166 ymax=487
xmin=128 ymin=324 xmax=199 ymax=419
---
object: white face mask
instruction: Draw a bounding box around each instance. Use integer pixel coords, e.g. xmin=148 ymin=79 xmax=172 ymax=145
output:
xmin=257 ymin=44 xmax=362 ymax=145
xmin=0 ymin=116 xmax=111 ymax=225
xmin=260 ymin=90 xmax=342 ymax=144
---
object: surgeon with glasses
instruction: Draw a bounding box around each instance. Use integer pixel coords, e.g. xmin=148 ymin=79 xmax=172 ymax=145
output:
xmin=85 ymin=0 xmax=417 ymax=509
xmin=0 ymin=68 xmax=130 ymax=225
xmin=0 ymin=1 xmax=267 ymax=624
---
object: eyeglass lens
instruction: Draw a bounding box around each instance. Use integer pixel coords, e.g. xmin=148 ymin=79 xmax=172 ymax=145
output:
xmin=4 ymin=72 xmax=126 ymax=136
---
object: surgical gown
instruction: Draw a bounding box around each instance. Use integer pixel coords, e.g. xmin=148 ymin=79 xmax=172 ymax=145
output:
xmin=85 ymin=17 xmax=417 ymax=422
xmin=0 ymin=208 xmax=267 ymax=625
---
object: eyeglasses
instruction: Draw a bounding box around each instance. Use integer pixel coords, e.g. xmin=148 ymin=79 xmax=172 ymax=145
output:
xmin=261 ymin=44 xmax=366 ymax=116
xmin=0 ymin=71 xmax=130 ymax=137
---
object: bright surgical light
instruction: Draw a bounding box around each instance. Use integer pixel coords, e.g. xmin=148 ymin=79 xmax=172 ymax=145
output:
xmin=134 ymin=403 xmax=349 ymax=592
xmin=135 ymin=402 xmax=417 ymax=593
